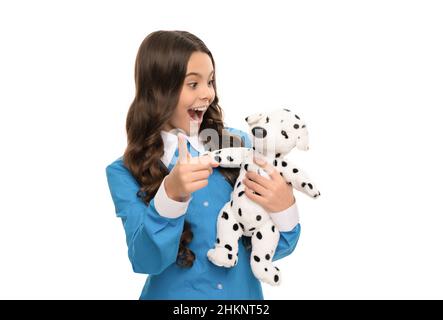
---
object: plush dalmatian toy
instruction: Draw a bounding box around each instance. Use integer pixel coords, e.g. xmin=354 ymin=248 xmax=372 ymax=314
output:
xmin=205 ymin=108 xmax=320 ymax=286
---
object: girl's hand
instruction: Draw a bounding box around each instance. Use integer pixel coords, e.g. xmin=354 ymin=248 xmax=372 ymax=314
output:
xmin=242 ymin=157 xmax=295 ymax=212
xmin=164 ymin=134 xmax=219 ymax=202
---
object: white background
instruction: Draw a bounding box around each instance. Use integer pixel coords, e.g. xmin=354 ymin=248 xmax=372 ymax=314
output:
xmin=0 ymin=0 xmax=442 ymax=299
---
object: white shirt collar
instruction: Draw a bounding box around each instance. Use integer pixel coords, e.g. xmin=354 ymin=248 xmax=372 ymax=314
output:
xmin=160 ymin=130 xmax=206 ymax=167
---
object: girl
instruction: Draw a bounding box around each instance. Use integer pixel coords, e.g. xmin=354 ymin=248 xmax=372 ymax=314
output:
xmin=106 ymin=30 xmax=301 ymax=300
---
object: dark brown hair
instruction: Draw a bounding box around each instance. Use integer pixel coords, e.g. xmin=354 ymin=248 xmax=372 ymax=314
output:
xmin=123 ymin=30 xmax=243 ymax=268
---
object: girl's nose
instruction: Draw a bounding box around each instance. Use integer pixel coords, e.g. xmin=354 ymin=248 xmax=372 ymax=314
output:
xmin=200 ymin=86 xmax=213 ymax=101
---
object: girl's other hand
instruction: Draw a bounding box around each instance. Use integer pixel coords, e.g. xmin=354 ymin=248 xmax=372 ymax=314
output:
xmin=242 ymin=157 xmax=295 ymax=212
xmin=164 ymin=134 xmax=219 ymax=202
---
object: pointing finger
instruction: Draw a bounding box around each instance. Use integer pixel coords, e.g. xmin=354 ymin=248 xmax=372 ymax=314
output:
xmin=177 ymin=134 xmax=190 ymax=164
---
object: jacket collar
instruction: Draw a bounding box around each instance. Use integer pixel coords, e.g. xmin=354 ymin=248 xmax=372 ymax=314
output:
xmin=160 ymin=130 xmax=206 ymax=167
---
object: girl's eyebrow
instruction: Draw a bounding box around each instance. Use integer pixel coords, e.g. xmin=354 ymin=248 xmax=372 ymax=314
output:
xmin=186 ymin=70 xmax=214 ymax=78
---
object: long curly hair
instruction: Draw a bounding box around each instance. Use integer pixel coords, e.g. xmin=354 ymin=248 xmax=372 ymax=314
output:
xmin=123 ymin=30 xmax=243 ymax=268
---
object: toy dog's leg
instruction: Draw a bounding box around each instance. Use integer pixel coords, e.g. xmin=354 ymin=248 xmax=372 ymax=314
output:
xmin=280 ymin=163 xmax=321 ymax=198
xmin=207 ymin=201 xmax=243 ymax=268
xmin=250 ymin=220 xmax=281 ymax=286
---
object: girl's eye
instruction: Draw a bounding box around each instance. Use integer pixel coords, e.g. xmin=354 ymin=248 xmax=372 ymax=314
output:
xmin=189 ymin=80 xmax=214 ymax=89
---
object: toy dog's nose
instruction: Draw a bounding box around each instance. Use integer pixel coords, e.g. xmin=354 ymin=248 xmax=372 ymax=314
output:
xmin=251 ymin=127 xmax=267 ymax=138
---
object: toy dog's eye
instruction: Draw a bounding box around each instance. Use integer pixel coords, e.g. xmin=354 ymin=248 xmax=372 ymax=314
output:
xmin=251 ymin=127 xmax=267 ymax=138
xmin=294 ymin=124 xmax=299 ymax=129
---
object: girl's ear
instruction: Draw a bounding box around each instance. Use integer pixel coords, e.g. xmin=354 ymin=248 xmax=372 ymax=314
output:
xmin=244 ymin=112 xmax=265 ymax=125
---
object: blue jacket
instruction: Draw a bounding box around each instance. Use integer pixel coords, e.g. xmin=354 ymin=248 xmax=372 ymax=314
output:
xmin=105 ymin=128 xmax=301 ymax=299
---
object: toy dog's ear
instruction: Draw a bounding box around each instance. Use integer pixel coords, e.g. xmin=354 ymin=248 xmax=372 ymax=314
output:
xmin=244 ymin=113 xmax=265 ymax=125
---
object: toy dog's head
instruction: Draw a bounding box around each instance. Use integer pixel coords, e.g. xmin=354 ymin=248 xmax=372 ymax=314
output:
xmin=245 ymin=108 xmax=309 ymax=156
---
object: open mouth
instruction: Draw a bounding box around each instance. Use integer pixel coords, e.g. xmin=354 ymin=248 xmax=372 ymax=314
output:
xmin=187 ymin=106 xmax=207 ymax=122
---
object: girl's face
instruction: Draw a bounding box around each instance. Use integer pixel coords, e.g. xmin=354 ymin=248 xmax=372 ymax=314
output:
xmin=163 ymin=51 xmax=215 ymax=135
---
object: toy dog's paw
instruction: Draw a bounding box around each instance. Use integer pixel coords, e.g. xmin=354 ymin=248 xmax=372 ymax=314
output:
xmin=252 ymin=262 xmax=281 ymax=286
xmin=301 ymin=182 xmax=321 ymax=199
xmin=200 ymin=150 xmax=213 ymax=158
xmin=207 ymin=246 xmax=237 ymax=268
xmin=201 ymin=150 xmax=225 ymax=165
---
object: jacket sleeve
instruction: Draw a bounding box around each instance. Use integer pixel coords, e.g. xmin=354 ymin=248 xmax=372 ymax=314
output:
xmin=227 ymin=127 xmax=302 ymax=261
xmin=105 ymin=161 xmax=186 ymax=275
xmin=273 ymin=223 xmax=301 ymax=261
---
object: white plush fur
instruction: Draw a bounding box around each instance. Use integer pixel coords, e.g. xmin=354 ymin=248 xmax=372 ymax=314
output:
xmin=205 ymin=108 xmax=320 ymax=286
